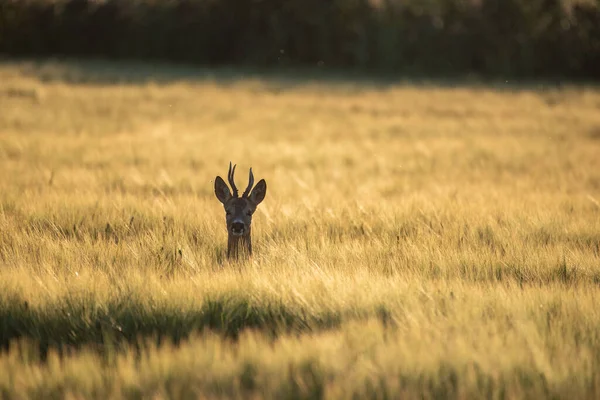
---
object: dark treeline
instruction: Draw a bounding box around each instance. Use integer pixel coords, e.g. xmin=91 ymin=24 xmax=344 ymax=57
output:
xmin=1 ymin=0 xmax=599 ymax=79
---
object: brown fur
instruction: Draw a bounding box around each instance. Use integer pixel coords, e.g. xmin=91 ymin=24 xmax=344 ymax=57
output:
xmin=214 ymin=163 xmax=267 ymax=259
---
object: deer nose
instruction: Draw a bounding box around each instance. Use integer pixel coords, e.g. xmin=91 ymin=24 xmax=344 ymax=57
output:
xmin=231 ymin=222 xmax=245 ymax=235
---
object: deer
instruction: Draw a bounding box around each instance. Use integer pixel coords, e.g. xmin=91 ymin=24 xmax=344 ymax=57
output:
xmin=214 ymin=162 xmax=267 ymax=259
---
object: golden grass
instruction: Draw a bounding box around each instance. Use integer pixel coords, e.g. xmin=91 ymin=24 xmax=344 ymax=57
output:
xmin=0 ymin=60 xmax=600 ymax=398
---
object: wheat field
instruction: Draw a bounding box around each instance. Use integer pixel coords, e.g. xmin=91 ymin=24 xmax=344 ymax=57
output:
xmin=0 ymin=60 xmax=599 ymax=399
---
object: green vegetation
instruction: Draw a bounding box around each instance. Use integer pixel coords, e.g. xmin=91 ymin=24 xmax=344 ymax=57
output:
xmin=0 ymin=60 xmax=599 ymax=398
xmin=1 ymin=0 xmax=599 ymax=79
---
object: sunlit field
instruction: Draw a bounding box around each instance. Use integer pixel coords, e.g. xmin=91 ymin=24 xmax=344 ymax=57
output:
xmin=1 ymin=60 xmax=600 ymax=399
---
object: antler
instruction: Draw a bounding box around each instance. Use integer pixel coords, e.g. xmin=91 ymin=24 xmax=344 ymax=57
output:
xmin=242 ymin=168 xmax=254 ymax=198
xmin=228 ymin=161 xmax=239 ymax=198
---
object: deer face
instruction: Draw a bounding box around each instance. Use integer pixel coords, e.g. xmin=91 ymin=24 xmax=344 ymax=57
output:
xmin=214 ymin=163 xmax=267 ymax=238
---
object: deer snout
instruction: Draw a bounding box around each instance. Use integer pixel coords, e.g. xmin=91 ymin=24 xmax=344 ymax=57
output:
xmin=231 ymin=221 xmax=245 ymax=236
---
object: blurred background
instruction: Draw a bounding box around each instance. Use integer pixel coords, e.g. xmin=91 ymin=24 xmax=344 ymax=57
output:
xmin=1 ymin=0 xmax=599 ymax=80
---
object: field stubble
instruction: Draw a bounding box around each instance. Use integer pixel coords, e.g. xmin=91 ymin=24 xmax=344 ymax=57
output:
xmin=0 ymin=60 xmax=600 ymax=399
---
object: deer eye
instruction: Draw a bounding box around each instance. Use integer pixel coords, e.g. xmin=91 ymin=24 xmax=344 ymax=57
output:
xmin=226 ymin=211 xmax=231 ymax=216
xmin=246 ymin=211 xmax=252 ymax=216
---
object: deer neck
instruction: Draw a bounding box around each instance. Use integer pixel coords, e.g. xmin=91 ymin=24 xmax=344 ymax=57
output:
xmin=227 ymin=228 xmax=252 ymax=259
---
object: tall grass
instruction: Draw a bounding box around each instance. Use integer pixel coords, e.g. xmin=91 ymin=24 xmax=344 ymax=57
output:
xmin=0 ymin=60 xmax=599 ymax=398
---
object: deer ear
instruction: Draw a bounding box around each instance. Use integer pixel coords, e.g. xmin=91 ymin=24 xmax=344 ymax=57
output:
xmin=249 ymin=179 xmax=267 ymax=205
xmin=214 ymin=176 xmax=232 ymax=204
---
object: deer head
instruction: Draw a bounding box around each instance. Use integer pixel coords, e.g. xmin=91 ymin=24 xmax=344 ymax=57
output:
xmin=214 ymin=162 xmax=267 ymax=259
